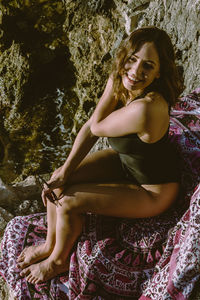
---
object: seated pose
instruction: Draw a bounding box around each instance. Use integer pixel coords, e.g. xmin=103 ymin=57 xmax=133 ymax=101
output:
xmin=17 ymin=26 xmax=183 ymax=284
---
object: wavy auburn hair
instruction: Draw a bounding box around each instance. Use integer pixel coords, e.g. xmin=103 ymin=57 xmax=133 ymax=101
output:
xmin=112 ymin=26 xmax=184 ymax=106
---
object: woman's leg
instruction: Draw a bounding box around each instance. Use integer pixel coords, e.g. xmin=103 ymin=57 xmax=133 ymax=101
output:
xmin=20 ymin=180 xmax=179 ymax=284
xmin=18 ymin=149 xmax=124 ymax=269
xmin=19 ymin=148 xmax=179 ymax=283
xmin=17 ymin=199 xmax=58 ymax=268
xmin=68 ymin=148 xmax=126 ymax=184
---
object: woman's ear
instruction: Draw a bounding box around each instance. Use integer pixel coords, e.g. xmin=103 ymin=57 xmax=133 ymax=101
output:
xmin=156 ymin=72 xmax=160 ymax=79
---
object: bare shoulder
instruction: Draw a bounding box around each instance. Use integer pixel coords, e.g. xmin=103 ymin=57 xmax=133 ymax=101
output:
xmin=130 ymin=92 xmax=166 ymax=112
xmin=130 ymin=91 xmax=169 ymax=127
xmin=135 ymin=91 xmax=168 ymax=114
xmin=144 ymin=91 xmax=168 ymax=107
xmin=135 ymin=92 xmax=169 ymax=141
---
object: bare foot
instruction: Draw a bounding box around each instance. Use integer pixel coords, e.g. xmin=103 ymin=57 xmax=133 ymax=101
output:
xmin=20 ymin=258 xmax=69 ymax=284
xmin=17 ymin=243 xmax=53 ymax=269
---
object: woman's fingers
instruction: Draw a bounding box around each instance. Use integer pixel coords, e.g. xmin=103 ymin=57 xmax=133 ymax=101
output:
xmin=42 ymin=188 xmax=53 ymax=206
xmin=42 ymin=187 xmax=60 ymax=207
xmin=40 ymin=169 xmax=66 ymax=207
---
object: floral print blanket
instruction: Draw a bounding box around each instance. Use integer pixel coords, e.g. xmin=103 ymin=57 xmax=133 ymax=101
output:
xmin=0 ymin=88 xmax=200 ymax=299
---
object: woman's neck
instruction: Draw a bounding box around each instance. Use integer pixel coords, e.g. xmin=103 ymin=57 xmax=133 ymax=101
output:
xmin=126 ymin=89 xmax=145 ymax=104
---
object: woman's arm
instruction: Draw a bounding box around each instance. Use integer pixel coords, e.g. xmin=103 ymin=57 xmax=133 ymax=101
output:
xmin=91 ymin=75 xmax=119 ymax=129
xmin=59 ymin=75 xmax=119 ymax=180
xmin=42 ymin=76 xmax=117 ymax=200
xmin=61 ymin=75 xmax=118 ymax=177
xmin=61 ymin=118 xmax=98 ymax=179
xmin=42 ymin=118 xmax=98 ymax=205
xmin=91 ymin=91 xmax=169 ymax=138
xmin=91 ymin=100 xmax=147 ymax=137
xmin=90 ymin=75 xmax=150 ymax=138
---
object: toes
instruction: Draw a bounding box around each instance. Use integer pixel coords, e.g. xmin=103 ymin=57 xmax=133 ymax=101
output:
xmin=17 ymin=251 xmax=25 ymax=262
xmin=17 ymin=261 xmax=29 ymax=270
xmin=32 ymin=277 xmax=38 ymax=285
xmin=26 ymin=274 xmax=33 ymax=283
xmin=17 ymin=260 xmax=30 ymax=269
xmin=26 ymin=274 xmax=37 ymax=284
xmin=20 ymin=267 xmax=31 ymax=277
xmin=34 ymin=277 xmax=42 ymax=285
xmin=17 ymin=256 xmax=24 ymax=263
xmin=26 ymin=273 xmax=43 ymax=285
xmin=17 ymin=262 xmax=23 ymax=269
xmin=17 ymin=247 xmax=30 ymax=263
xmin=17 ymin=255 xmax=23 ymax=262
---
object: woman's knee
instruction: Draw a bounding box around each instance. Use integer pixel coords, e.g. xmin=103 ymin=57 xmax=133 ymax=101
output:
xmin=56 ymin=191 xmax=82 ymax=215
xmin=53 ymin=187 xmax=65 ymax=199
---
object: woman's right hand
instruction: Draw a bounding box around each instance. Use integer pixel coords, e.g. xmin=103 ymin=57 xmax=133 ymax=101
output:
xmin=42 ymin=166 xmax=68 ymax=207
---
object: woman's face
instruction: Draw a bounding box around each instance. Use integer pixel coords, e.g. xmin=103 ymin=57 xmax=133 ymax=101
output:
xmin=122 ymin=42 xmax=160 ymax=93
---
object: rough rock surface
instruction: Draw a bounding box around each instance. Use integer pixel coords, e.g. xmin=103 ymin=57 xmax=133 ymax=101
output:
xmin=0 ymin=175 xmax=44 ymax=214
xmin=0 ymin=0 xmax=78 ymax=182
xmin=0 ymin=178 xmax=18 ymax=209
xmin=0 ymin=0 xmax=199 ymax=298
xmin=0 ymin=207 xmax=13 ymax=236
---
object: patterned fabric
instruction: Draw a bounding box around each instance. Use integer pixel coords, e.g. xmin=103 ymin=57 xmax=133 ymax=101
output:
xmin=0 ymin=88 xmax=199 ymax=299
xmin=0 ymin=213 xmax=69 ymax=299
xmin=140 ymin=184 xmax=200 ymax=300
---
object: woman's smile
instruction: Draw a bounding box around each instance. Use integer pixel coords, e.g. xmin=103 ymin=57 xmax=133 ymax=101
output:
xmin=126 ymin=73 xmax=143 ymax=85
xmin=122 ymin=42 xmax=160 ymax=92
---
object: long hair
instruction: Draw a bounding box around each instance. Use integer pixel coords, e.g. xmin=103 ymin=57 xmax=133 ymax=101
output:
xmin=111 ymin=26 xmax=184 ymax=106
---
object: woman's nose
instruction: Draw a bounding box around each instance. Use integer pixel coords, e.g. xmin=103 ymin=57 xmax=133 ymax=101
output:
xmin=130 ymin=61 xmax=143 ymax=77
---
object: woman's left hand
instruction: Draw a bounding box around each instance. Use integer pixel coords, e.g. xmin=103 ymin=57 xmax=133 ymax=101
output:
xmin=41 ymin=166 xmax=67 ymax=206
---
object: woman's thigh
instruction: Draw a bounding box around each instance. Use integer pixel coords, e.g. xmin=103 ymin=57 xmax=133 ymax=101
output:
xmin=60 ymin=181 xmax=179 ymax=218
xmin=68 ymin=149 xmax=126 ymax=185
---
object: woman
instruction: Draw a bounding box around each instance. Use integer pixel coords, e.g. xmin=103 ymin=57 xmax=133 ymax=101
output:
xmin=17 ymin=26 xmax=183 ymax=284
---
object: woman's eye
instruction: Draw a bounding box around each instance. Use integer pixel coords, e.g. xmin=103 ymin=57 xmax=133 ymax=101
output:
xmin=128 ymin=56 xmax=136 ymax=62
xmin=144 ymin=63 xmax=154 ymax=70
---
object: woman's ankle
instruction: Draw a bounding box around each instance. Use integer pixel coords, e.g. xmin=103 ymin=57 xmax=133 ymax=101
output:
xmin=43 ymin=241 xmax=55 ymax=253
xmin=49 ymin=256 xmax=70 ymax=268
xmin=47 ymin=250 xmax=70 ymax=265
